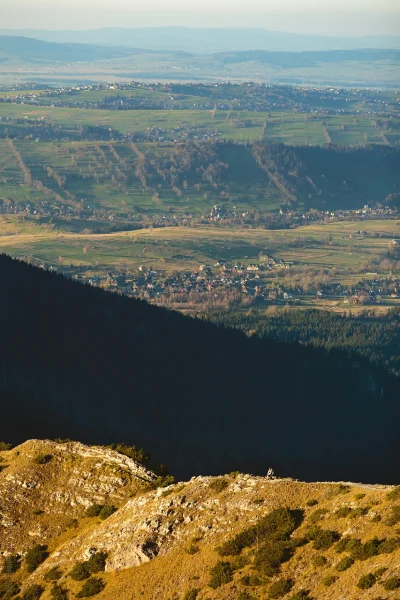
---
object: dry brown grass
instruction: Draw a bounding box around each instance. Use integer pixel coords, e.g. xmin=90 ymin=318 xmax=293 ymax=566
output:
xmin=1 ymin=443 xmax=399 ymax=600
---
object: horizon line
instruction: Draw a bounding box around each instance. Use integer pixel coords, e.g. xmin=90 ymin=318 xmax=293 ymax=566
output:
xmin=0 ymin=26 xmax=398 ymax=39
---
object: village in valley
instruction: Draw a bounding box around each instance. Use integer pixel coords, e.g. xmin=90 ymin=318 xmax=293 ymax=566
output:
xmin=64 ymin=256 xmax=400 ymax=312
xmin=1 ymin=79 xmax=400 ymax=317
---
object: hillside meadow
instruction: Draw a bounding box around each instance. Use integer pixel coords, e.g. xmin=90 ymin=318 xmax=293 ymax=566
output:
xmin=0 ymin=139 xmax=399 ymax=219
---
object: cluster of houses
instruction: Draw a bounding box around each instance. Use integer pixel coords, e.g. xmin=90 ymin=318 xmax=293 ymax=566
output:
xmin=205 ymin=204 xmax=399 ymax=225
xmin=0 ymin=198 xmax=202 ymax=231
xmin=343 ymin=276 xmax=400 ymax=305
xmin=78 ymin=255 xmax=339 ymax=307
xmin=1 ymin=82 xmax=394 ymax=119
xmin=0 ymin=198 xmax=117 ymax=222
xmin=132 ymin=124 xmax=222 ymax=143
xmin=79 ymin=267 xmax=400 ymax=307
xmin=1 ymin=196 xmax=399 ymax=240
xmin=37 ymin=258 xmax=400 ymax=309
xmin=80 ymin=258 xmax=295 ymax=302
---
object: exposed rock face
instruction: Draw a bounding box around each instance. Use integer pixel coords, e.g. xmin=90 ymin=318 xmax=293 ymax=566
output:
xmin=0 ymin=439 xmax=156 ymax=551
xmin=0 ymin=441 xmax=398 ymax=600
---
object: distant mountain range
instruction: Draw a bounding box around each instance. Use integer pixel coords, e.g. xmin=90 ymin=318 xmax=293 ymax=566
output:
xmin=216 ymin=48 xmax=400 ymax=68
xmin=1 ymin=27 xmax=400 ymax=53
xmin=1 ymin=35 xmax=399 ymax=68
xmin=0 ymin=36 xmax=160 ymax=63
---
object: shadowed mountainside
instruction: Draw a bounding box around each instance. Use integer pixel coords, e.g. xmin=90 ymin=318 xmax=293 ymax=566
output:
xmin=0 ymin=254 xmax=399 ymax=483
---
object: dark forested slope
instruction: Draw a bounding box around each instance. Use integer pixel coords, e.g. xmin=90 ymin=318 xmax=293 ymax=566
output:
xmin=206 ymin=309 xmax=400 ymax=372
xmin=0 ymin=255 xmax=398 ymax=483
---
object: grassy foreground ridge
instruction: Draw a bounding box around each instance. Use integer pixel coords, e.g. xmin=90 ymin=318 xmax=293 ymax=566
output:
xmin=0 ymin=439 xmax=399 ymax=600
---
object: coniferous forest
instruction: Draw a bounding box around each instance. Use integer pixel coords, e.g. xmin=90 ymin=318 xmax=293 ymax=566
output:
xmin=206 ymin=308 xmax=400 ymax=372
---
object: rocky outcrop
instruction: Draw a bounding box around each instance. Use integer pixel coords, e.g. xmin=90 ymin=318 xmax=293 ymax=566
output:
xmin=1 ymin=441 xmax=398 ymax=600
xmin=0 ymin=439 xmax=156 ymax=552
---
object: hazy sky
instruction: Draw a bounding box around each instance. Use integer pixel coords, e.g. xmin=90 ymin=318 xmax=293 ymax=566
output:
xmin=1 ymin=0 xmax=400 ymax=36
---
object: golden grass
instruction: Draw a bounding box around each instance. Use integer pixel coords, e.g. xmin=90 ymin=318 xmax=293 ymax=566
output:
xmin=1 ymin=440 xmax=399 ymax=600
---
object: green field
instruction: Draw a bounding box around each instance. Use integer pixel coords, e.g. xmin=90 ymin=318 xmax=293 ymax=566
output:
xmin=1 ymin=102 xmax=399 ymax=145
xmin=1 ymin=217 xmax=399 ymax=275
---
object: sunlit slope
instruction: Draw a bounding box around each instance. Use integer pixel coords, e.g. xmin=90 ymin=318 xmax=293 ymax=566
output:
xmin=0 ymin=440 xmax=400 ymax=600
